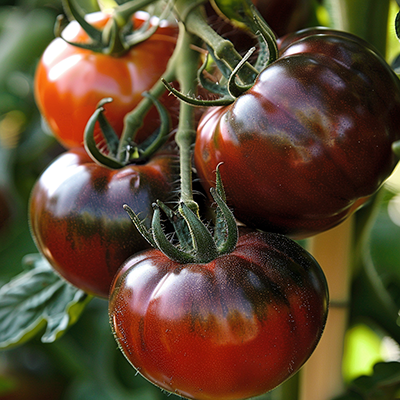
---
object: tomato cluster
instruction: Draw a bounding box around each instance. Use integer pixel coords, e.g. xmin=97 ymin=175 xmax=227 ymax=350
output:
xmin=29 ymin=0 xmax=400 ymax=399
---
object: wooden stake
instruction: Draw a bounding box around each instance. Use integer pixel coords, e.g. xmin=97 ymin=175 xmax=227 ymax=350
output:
xmin=299 ymin=217 xmax=354 ymax=400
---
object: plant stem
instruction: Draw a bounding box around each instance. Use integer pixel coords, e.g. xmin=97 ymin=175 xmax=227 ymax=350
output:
xmin=117 ymin=43 xmax=177 ymax=161
xmin=172 ymin=23 xmax=202 ymax=213
xmin=173 ymin=0 xmax=258 ymax=83
xmin=299 ymin=217 xmax=354 ymax=400
xmin=323 ymin=0 xmax=390 ymax=56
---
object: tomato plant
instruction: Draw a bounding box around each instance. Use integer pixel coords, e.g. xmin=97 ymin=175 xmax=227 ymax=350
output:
xmin=109 ymin=229 xmax=328 ymax=400
xmin=3 ymin=1 xmax=400 ymax=400
xmin=29 ymin=147 xmax=178 ymax=298
xmin=34 ymin=11 xmax=178 ymax=149
xmin=206 ymin=0 xmax=314 ymax=55
xmin=194 ymin=27 xmax=400 ymax=239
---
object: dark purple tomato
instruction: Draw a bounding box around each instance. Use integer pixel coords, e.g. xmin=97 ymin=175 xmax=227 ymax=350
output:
xmin=194 ymin=28 xmax=400 ymax=239
xmin=29 ymin=148 xmax=178 ymax=298
xmin=109 ymin=229 xmax=328 ymax=399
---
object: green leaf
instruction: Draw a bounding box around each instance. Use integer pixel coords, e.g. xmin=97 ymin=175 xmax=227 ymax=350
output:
xmin=0 ymin=254 xmax=91 ymax=350
xmin=333 ymin=362 xmax=400 ymax=400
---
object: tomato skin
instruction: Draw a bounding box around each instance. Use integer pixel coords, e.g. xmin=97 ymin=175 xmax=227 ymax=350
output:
xmin=109 ymin=230 xmax=328 ymax=400
xmin=194 ymin=28 xmax=400 ymax=239
xmin=34 ymin=12 xmax=178 ymax=149
xmin=29 ymin=148 xmax=178 ymax=298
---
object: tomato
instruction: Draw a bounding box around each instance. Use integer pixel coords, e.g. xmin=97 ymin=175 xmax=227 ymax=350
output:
xmin=194 ymin=28 xmax=400 ymax=239
xmin=109 ymin=229 xmax=328 ymax=400
xmin=29 ymin=147 xmax=178 ymax=298
xmin=34 ymin=11 xmax=178 ymax=149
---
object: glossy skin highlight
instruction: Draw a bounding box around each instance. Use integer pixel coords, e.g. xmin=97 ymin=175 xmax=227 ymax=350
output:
xmin=34 ymin=12 xmax=178 ymax=149
xmin=194 ymin=28 xmax=400 ymax=239
xmin=109 ymin=230 xmax=328 ymax=400
xmin=29 ymin=148 xmax=178 ymax=298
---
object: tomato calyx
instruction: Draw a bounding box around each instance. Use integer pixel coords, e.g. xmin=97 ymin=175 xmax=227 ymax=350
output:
xmin=84 ymin=93 xmax=171 ymax=169
xmin=58 ymin=0 xmax=174 ymax=56
xmin=124 ymin=165 xmax=239 ymax=264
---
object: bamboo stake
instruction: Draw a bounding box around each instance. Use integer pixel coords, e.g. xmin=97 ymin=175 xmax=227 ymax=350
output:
xmin=299 ymin=216 xmax=354 ymax=400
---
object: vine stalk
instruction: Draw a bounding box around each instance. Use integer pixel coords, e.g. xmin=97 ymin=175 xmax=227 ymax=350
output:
xmin=173 ymin=23 xmax=202 ymax=213
xmin=300 ymin=218 xmax=354 ymax=400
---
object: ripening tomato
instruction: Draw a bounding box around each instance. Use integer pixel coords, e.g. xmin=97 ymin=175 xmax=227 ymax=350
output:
xmin=109 ymin=230 xmax=328 ymax=400
xmin=194 ymin=28 xmax=400 ymax=239
xmin=29 ymin=147 xmax=178 ymax=298
xmin=34 ymin=11 xmax=178 ymax=149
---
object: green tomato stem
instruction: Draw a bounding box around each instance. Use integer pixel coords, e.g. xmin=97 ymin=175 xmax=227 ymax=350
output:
xmin=173 ymin=23 xmax=202 ymax=213
xmin=116 ymin=43 xmax=177 ymax=161
xmin=173 ymin=0 xmax=258 ymax=85
xmin=112 ymin=0 xmax=158 ymax=27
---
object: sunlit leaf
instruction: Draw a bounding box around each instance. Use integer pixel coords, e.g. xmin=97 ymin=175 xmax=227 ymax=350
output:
xmin=0 ymin=254 xmax=91 ymax=350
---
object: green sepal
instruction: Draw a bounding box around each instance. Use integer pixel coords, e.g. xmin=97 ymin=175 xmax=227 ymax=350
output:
xmin=197 ymin=52 xmax=230 ymax=96
xmin=210 ymin=0 xmax=278 ymax=69
xmin=152 ymin=202 xmax=196 ymax=263
xmin=135 ymin=92 xmax=171 ymax=160
xmin=62 ymin=0 xmax=103 ymax=43
xmin=227 ymin=46 xmax=255 ymax=97
xmin=205 ymin=43 xmax=234 ymax=80
xmin=210 ymin=187 xmax=238 ymax=255
xmin=96 ymin=98 xmax=121 ymax=155
xmin=156 ymin=201 xmax=193 ymax=253
xmin=0 ymin=254 xmax=91 ymax=350
xmin=60 ymin=0 xmax=170 ymax=56
xmin=123 ymin=204 xmax=157 ymax=248
xmin=212 ymin=164 xmax=238 ymax=253
xmin=162 ymin=78 xmax=235 ymax=107
xmin=250 ymin=9 xmax=278 ymax=66
xmin=123 ymin=0 xmax=175 ymax=48
xmin=84 ymin=101 xmax=125 ymax=169
xmin=178 ymin=201 xmax=220 ymax=263
xmin=214 ymin=162 xmax=227 ymax=201
xmin=102 ymin=16 xmax=129 ymax=55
